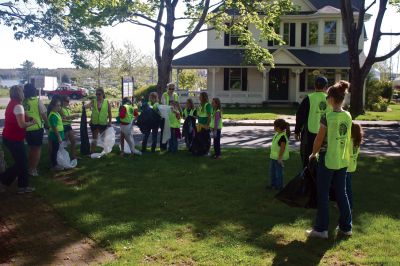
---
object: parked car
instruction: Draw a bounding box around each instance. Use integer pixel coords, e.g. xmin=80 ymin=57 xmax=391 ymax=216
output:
xmin=47 ymin=85 xmax=87 ymax=100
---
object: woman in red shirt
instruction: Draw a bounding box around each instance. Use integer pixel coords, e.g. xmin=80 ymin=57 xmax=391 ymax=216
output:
xmin=0 ymin=85 xmax=37 ymax=194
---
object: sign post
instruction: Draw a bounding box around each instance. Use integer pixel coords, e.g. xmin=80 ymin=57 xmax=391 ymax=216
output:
xmin=121 ymin=76 xmax=135 ymax=101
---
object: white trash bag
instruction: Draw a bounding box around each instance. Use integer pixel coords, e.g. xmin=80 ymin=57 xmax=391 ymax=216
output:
xmin=57 ymin=142 xmax=78 ymax=169
xmin=157 ymin=105 xmax=171 ymax=144
xmin=91 ymin=127 xmax=116 ymax=158
xmin=120 ymin=140 xmax=142 ymax=155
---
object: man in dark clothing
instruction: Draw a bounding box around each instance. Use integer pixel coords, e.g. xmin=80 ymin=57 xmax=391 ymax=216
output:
xmin=295 ymin=76 xmax=329 ymax=167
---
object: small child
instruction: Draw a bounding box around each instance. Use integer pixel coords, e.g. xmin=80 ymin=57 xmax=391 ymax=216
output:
xmin=183 ymin=98 xmax=197 ymax=119
xmin=268 ymin=119 xmax=290 ymax=190
xmin=168 ymin=101 xmax=181 ymax=153
xmin=48 ymin=97 xmax=65 ymax=171
xmin=210 ymin=98 xmax=222 ymax=159
xmin=119 ymin=97 xmax=136 ymax=157
xmin=346 ymin=122 xmax=363 ymax=211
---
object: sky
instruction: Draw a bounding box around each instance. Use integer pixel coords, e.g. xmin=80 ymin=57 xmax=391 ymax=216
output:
xmin=0 ymin=1 xmax=399 ymax=71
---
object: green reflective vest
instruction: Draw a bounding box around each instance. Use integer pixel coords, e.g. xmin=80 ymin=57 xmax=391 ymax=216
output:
xmin=169 ymin=108 xmax=181 ymax=128
xmin=162 ymin=92 xmax=179 ymax=105
xmin=308 ymin=92 xmax=330 ymax=134
xmin=183 ymin=108 xmax=195 ymax=118
xmin=150 ymin=102 xmax=159 ymax=110
xmin=270 ymin=131 xmax=289 ymax=160
xmin=120 ymin=104 xmax=134 ymax=124
xmin=210 ymin=109 xmax=223 ymax=129
xmin=197 ymin=102 xmax=211 ymax=125
xmin=48 ymin=111 xmax=64 ymax=135
xmin=325 ymin=111 xmax=352 ymax=170
xmin=91 ymin=99 xmax=108 ymax=125
xmin=348 ymin=139 xmax=360 ymax=173
xmin=23 ymin=97 xmax=43 ymax=131
xmin=61 ymin=107 xmax=72 ymax=126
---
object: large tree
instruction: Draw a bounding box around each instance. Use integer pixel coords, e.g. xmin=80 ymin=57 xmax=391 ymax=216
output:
xmin=341 ymin=0 xmax=400 ymax=117
xmin=3 ymin=0 xmax=293 ymax=96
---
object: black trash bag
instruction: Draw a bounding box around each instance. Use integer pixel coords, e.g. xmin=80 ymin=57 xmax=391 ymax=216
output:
xmin=135 ymin=104 xmax=161 ymax=133
xmin=191 ymin=128 xmax=210 ymax=156
xmin=182 ymin=116 xmax=196 ymax=150
xmin=275 ymin=158 xmax=318 ymax=209
xmin=80 ymin=105 xmax=91 ymax=155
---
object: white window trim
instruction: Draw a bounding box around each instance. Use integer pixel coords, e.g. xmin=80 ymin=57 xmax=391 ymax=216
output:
xmin=324 ymin=20 xmax=338 ymax=46
xmin=228 ymin=68 xmax=243 ymax=91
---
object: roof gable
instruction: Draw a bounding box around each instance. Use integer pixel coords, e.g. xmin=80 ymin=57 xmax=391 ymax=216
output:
xmin=272 ymin=49 xmax=305 ymax=66
xmin=292 ymin=0 xmax=316 ymax=11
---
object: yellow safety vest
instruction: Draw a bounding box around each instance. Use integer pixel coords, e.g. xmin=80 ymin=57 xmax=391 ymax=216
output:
xmin=91 ymin=99 xmax=109 ymax=125
xmin=270 ymin=131 xmax=289 ymax=160
xmin=308 ymin=92 xmax=330 ymax=134
xmin=23 ymin=97 xmax=43 ymax=131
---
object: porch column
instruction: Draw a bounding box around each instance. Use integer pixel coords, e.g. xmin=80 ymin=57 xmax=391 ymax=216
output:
xmin=263 ymin=67 xmax=271 ymax=101
xmin=291 ymin=68 xmax=303 ymax=103
xmin=212 ymin=68 xmax=216 ymax=98
xmin=176 ymin=69 xmax=181 ymax=89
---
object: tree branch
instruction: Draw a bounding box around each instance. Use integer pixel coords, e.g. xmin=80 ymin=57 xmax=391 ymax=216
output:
xmin=356 ymin=0 xmax=366 ymax=41
xmin=174 ymin=27 xmax=215 ymax=39
xmin=154 ymin=0 xmax=164 ymax=65
xmin=374 ymin=43 xmax=400 ymax=62
xmin=365 ymin=0 xmax=376 ymax=13
xmin=130 ymin=12 xmax=166 ymax=28
xmin=173 ymin=0 xmax=211 ymax=56
xmin=126 ymin=19 xmax=155 ymax=30
xmin=381 ymin=32 xmax=400 ymax=36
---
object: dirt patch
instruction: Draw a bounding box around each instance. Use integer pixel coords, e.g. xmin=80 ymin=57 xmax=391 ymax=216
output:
xmin=0 ymin=187 xmax=115 ymax=265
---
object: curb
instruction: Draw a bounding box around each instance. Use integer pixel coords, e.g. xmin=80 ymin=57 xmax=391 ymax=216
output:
xmin=223 ymin=120 xmax=400 ymax=128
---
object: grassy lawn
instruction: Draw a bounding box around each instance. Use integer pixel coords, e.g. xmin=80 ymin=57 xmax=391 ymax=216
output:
xmin=223 ymin=107 xmax=296 ymax=120
xmin=27 ymin=148 xmax=400 ymax=265
xmin=356 ymin=104 xmax=400 ymax=121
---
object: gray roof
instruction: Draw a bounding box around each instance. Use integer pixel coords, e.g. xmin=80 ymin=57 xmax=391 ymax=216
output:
xmin=308 ymin=0 xmax=363 ymax=10
xmin=172 ymin=49 xmax=350 ymax=68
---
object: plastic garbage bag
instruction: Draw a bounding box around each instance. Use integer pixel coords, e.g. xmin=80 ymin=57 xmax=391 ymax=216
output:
xmin=157 ymin=105 xmax=171 ymax=144
xmin=90 ymin=127 xmax=116 ymax=158
xmin=57 ymin=142 xmax=78 ymax=169
xmin=120 ymin=140 xmax=142 ymax=155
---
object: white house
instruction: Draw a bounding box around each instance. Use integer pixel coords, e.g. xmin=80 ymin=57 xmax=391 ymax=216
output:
xmin=172 ymin=0 xmax=369 ymax=105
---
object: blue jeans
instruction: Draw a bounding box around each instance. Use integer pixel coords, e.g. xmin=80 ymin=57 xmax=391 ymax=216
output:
xmin=168 ymin=128 xmax=178 ymax=153
xmin=1 ymin=138 xmax=29 ymax=188
xmin=314 ymin=153 xmax=352 ymax=232
xmin=142 ymin=126 xmax=158 ymax=152
xmin=346 ymin=172 xmax=353 ymax=210
xmin=213 ymin=129 xmax=221 ymax=157
xmin=269 ymin=159 xmax=283 ymax=189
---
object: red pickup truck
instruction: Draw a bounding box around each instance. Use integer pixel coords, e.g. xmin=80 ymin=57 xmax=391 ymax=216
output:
xmin=47 ymin=86 xmax=87 ymax=100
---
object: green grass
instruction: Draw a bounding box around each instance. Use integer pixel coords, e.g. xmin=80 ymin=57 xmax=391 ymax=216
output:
xmin=27 ymin=148 xmax=400 ymax=265
xmin=0 ymin=88 xmax=9 ymax=97
xmin=357 ymin=104 xmax=400 ymax=121
xmin=223 ymin=107 xmax=296 ymax=120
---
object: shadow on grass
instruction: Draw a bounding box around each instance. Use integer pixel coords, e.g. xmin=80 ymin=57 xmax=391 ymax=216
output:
xmin=21 ymin=147 xmax=400 ymax=264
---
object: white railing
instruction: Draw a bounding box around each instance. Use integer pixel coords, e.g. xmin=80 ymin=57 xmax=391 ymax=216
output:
xmin=177 ymin=90 xmax=264 ymax=105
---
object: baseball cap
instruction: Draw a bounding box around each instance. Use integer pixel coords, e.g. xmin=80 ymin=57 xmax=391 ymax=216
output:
xmin=315 ymin=76 xmax=328 ymax=89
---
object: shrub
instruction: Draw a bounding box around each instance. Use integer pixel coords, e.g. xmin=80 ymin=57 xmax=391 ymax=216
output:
xmin=134 ymin=84 xmax=157 ymax=100
xmin=365 ymin=79 xmax=390 ymax=112
xmin=104 ymin=87 xmax=121 ymax=99
xmin=381 ymin=81 xmax=393 ymax=102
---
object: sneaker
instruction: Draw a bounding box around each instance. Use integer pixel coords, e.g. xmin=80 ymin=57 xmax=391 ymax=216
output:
xmin=17 ymin=187 xmax=35 ymax=194
xmin=52 ymin=165 xmax=64 ymax=171
xmin=28 ymin=169 xmax=39 ymax=177
xmin=336 ymin=226 xmax=352 ymax=236
xmin=306 ymin=229 xmax=328 ymax=239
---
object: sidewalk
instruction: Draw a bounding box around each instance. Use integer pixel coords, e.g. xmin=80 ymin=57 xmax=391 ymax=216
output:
xmin=223 ymin=115 xmax=400 ymax=128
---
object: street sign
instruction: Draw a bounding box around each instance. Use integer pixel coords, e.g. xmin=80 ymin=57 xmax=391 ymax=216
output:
xmin=121 ymin=77 xmax=134 ymax=99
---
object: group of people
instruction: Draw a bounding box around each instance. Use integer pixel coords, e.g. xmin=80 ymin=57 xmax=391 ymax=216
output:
xmin=268 ymin=76 xmax=363 ymax=239
xmin=0 ymin=82 xmax=223 ymax=193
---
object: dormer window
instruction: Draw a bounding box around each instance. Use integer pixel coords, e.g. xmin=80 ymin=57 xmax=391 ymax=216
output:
xmin=224 ymin=23 xmax=248 ymax=46
xmin=324 ymin=21 xmax=337 ymax=45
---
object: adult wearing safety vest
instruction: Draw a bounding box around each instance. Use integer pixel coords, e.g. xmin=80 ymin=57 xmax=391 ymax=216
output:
xmin=86 ymin=88 xmax=112 ymax=153
xmin=23 ymin=83 xmax=49 ymax=177
xmin=197 ymin=91 xmax=212 ymax=155
xmin=119 ymin=97 xmax=136 ymax=157
xmin=60 ymin=96 xmax=80 ymax=160
xmin=307 ymin=80 xmax=353 ymax=239
xmin=295 ymin=76 xmax=330 ymax=167
xmin=160 ymin=83 xmax=180 ymax=151
xmin=142 ymin=92 xmax=160 ymax=153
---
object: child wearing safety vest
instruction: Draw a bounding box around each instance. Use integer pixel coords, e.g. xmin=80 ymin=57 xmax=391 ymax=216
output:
xmin=168 ymin=101 xmax=181 ymax=153
xmin=268 ymin=119 xmax=290 ymax=190
xmin=61 ymin=96 xmax=80 ymax=160
xmin=346 ymin=123 xmax=363 ymax=211
xmin=210 ymin=98 xmax=223 ymax=159
xmin=183 ymin=98 xmax=197 ymax=119
xmin=48 ymin=97 xmax=65 ymax=171
xmin=119 ymin=97 xmax=136 ymax=157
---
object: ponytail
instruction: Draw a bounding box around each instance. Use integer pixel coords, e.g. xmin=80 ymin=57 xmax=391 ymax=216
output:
xmin=285 ymin=122 xmax=291 ymax=138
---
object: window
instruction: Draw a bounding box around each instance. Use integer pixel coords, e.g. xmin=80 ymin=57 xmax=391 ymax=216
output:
xmin=306 ymin=69 xmax=336 ymax=91
xmin=224 ymin=23 xmax=248 ymax=46
xmin=324 ymin=21 xmax=337 ymax=45
xmin=309 ymin=22 xmax=318 ymax=45
xmin=301 ymin=23 xmax=307 ymax=47
xmin=224 ymin=68 xmax=248 ymax=91
xmin=268 ymin=24 xmax=280 ymax=46
xmin=283 ymin=23 xmax=290 ymax=45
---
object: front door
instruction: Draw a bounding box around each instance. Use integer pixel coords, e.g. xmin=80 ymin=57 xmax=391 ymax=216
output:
xmin=269 ymin=69 xmax=289 ymax=100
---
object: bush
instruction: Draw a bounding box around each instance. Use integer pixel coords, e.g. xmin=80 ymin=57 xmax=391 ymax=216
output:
xmin=134 ymin=84 xmax=157 ymax=100
xmin=365 ymin=79 xmax=391 ymax=112
xmin=104 ymin=87 xmax=121 ymax=99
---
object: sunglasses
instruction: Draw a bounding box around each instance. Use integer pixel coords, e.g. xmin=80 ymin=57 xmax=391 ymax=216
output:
xmin=96 ymin=93 xmax=102 ymax=96
xmin=168 ymin=88 xmax=175 ymax=91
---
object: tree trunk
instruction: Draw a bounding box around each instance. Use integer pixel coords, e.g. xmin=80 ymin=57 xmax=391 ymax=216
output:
xmin=349 ymin=69 xmax=365 ymax=118
xmin=156 ymin=61 xmax=171 ymax=99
